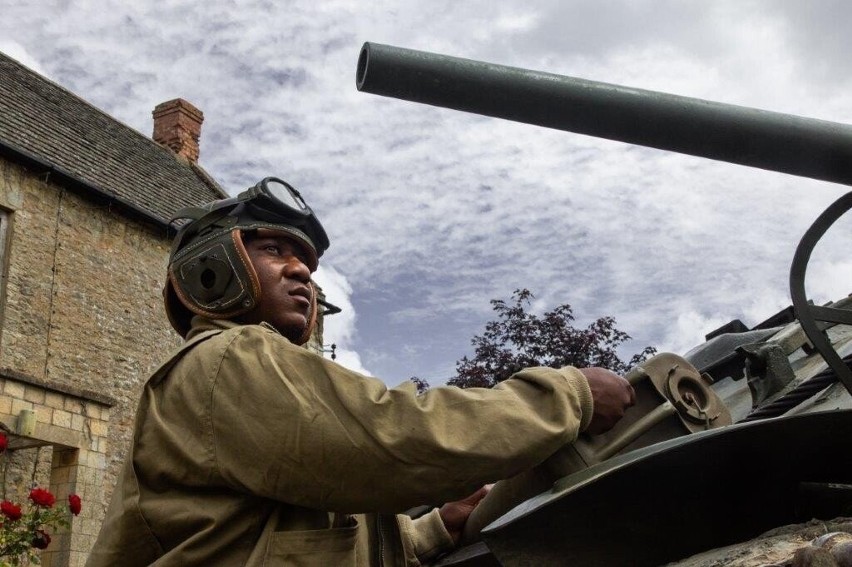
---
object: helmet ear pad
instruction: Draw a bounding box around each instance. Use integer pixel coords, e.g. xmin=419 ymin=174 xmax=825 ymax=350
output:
xmin=165 ymin=228 xmax=321 ymax=344
xmin=167 ymin=229 xmax=262 ymax=326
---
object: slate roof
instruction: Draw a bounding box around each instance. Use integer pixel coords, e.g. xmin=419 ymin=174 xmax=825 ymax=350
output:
xmin=0 ymin=51 xmax=226 ymax=227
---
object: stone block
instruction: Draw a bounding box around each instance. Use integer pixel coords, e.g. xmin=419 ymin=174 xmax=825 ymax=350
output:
xmin=4 ymin=381 xmax=25 ymax=398
xmin=78 ymin=450 xmax=99 ymax=468
xmin=52 ymin=409 xmax=72 ymax=428
xmin=33 ymin=403 xmax=52 ymax=424
xmin=45 ymin=392 xmax=65 ymax=410
xmin=89 ymin=419 xmax=107 ymax=437
xmin=71 ymin=413 xmax=85 ymax=432
xmin=83 ymin=403 xmax=101 ymax=420
xmin=72 ymin=533 xmax=96 ymax=552
xmin=64 ymin=398 xmax=83 ymax=414
xmin=23 ymin=385 xmax=45 ymax=404
xmin=75 ymin=465 xmax=99 ymax=484
xmin=91 ymin=435 xmax=108 ymax=454
xmin=11 ymin=398 xmax=33 ymax=414
xmin=34 ymin=423 xmax=82 ymax=448
xmin=81 ymin=518 xmax=101 ymax=538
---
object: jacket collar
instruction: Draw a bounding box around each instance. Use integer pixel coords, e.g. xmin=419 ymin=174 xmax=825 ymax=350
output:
xmin=186 ymin=316 xmax=283 ymax=340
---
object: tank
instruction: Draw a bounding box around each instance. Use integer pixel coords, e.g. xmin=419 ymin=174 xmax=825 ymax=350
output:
xmin=356 ymin=44 xmax=852 ymax=566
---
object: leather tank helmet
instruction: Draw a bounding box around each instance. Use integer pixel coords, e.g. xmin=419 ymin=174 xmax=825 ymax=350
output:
xmin=164 ymin=177 xmax=329 ymax=344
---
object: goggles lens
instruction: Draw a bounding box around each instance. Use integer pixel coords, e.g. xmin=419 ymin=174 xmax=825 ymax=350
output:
xmin=231 ymin=177 xmax=330 ymax=257
xmin=264 ymin=178 xmax=307 ymax=211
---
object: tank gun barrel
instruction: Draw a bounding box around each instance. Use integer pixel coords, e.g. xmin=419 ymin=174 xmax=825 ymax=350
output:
xmin=356 ymin=42 xmax=852 ymax=187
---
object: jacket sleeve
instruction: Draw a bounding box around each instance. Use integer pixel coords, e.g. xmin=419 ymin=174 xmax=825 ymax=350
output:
xmin=209 ymin=324 xmax=593 ymax=513
xmin=399 ymin=509 xmax=455 ymax=566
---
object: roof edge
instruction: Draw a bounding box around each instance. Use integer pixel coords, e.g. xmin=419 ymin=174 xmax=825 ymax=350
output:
xmin=0 ymin=138 xmax=177 ymax=234
xmin=190 ymin=161 xmax=229 ymax=199
xmin=0 ymin=52 xmax=203 ymax=177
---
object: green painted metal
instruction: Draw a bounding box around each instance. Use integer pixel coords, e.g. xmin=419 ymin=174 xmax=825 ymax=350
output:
xmin=357 ymin=42 xmax=852 ymax=187
xmin=480 ymin=410 xmax=852 ymax=566
xmin=789 ymin=192 xmax=852 ymax=394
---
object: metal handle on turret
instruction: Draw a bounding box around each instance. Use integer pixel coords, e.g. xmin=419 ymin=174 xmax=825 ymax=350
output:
xmin=357 ymin=42 xmax=852 ymax=187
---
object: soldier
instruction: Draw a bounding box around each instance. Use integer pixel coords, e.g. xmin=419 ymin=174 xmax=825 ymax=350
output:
xmin=88 ymin=177 xmax=634 ymax=566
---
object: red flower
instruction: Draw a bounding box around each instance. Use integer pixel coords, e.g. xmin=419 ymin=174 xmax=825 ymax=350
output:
xmin=28 ymin=488 xmax=55 ymax=508
xmin=0 ymin=432 xmax=7 ymax=453
xmin=68 ymin=494 xmax=82 ymax=516
xmin=31 ymin=529 xmax=51 ymax=550
xmin=0 ymin=500 xmax=21 ymax=521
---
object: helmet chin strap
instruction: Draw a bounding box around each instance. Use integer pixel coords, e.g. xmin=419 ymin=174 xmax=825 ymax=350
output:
xmin=294 ymin=281 xmax=319 ymax=346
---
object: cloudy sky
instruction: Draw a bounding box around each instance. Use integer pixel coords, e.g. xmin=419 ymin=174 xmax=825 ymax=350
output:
xmin=2 ymin=0 xmax=850 ymax=384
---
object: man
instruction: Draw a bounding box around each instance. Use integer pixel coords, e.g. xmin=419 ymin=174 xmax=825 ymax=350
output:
xmin=88 ymin=177 xmax=634 ymax=566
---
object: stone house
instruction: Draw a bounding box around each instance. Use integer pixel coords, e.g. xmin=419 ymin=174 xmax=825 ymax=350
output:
xmin=0 ymin=51 xmax=232 ymax=566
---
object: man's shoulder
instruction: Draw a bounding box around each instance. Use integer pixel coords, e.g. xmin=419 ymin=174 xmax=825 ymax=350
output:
xmin=188 ymin=321 xmax=267 ymax=349
xmin=189 ymin=321 xmax=301 ymax=364
xmin=187 ymin=319 xmax=286 ymax=345
xmin=149 ymin=323 xmax=283 ymax=389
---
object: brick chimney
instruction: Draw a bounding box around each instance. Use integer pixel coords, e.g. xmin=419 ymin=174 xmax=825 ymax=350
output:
xmin=152 ymin=99 xmax=204 ymax=163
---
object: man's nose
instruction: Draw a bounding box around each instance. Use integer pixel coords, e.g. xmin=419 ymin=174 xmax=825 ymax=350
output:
xmin=283 ymin=256 xmax=311 ymax=283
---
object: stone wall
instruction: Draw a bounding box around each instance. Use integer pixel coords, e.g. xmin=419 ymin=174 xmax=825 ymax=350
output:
xmin=0 ymin=369 xmax=112 ymax=567
xmin=0 ymin=160 xmax=180 ymax=565
xmin=0 ymin=159 xmax=331 ymax=564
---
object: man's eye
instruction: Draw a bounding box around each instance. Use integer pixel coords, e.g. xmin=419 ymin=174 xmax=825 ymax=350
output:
xmin=263 ymin=245 xmax=280 ymax=254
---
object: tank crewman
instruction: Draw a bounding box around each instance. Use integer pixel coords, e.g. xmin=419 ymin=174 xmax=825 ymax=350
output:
xmin=88 ymin=177 xmax=635 ymax=566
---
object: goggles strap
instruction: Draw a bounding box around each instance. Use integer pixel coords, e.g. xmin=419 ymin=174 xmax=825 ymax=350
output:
xmin=169 ymin=206 xmax=213 ymax=222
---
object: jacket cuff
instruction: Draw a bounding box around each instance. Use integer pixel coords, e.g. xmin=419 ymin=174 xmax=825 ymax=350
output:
xmin=558 ymin=367 xmax=594 ymax=432
xmin=400 ymin=508 xmax=455 ymax=565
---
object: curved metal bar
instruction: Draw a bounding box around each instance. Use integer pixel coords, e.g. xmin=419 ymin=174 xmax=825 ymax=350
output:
xmin=789 ymin=192 xmax=852 ymax=394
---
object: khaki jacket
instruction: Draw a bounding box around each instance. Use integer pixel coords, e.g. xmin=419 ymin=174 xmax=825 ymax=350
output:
xmin=88 ymin=318 xmax=593 ymax=566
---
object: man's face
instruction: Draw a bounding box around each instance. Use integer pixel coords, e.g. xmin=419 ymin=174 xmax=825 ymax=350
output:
xmin=238 ymin=228 xmax=314 ymax=341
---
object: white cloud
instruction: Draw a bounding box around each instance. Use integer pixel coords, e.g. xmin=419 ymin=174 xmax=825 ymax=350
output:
xmin=313 ymin=264 xmax=372 ymax=376
xmin=2 ymin=1 xmax=850 ymax=381
xmin=659 ymin=309 xmax=731 ymax=356
xmin=0 ymin=40 xmax=47 ymax=76
xmin=805 ymin=260 xmax=852 ymax=307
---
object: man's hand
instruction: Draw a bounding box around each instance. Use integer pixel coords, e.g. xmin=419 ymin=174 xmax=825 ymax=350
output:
xmin=438 ymin=485 xmax=491 ymax=545
xmin=580 ymin=367 xmax=635 ymax=435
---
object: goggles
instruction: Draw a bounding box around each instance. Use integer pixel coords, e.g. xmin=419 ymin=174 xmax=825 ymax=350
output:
xmin=237 ymin=177 xmax=330 ymax=254
xmin=241 ymin=177 xmax=310 ymax=216
xmin=170 ymin=176 xmax=329 ymax=267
